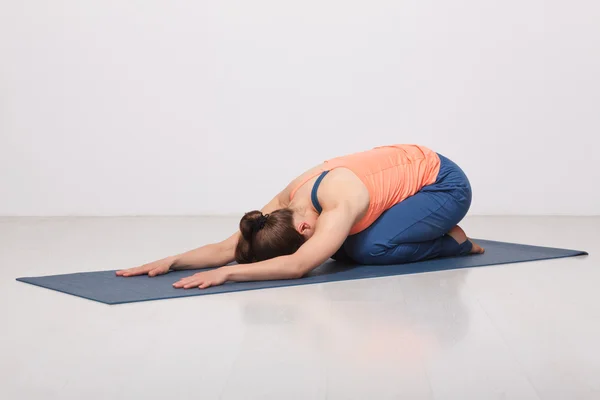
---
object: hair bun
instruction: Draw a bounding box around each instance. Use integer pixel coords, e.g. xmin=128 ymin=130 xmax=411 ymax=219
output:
xmin=239 ymin=210 xmax=264 ymax=241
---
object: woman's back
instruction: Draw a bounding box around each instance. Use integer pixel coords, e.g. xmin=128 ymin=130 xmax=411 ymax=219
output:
xmin=288 ymin=144 xmax=441 ymax=234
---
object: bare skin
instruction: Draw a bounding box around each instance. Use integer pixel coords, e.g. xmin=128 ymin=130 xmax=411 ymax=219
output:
xmin=117 ymin=162 xmax=482 ymax=289
xmin=116 ymin=166 xmax=366 ymax=286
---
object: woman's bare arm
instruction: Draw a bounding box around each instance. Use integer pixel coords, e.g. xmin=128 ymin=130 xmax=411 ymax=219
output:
xmin=117 ymin=191 xmax=287 ymax=277
xmin=171 ymin=203 xmax=356 ymax=288
xmin=170 ymin=171 xmax=364 ymax=288
xmin=170 ymin=232 xmax=239 ymax=270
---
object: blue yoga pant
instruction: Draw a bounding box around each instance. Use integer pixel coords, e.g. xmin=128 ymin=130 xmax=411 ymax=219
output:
xmin=333 ymin=154 xmax=473 ymax=265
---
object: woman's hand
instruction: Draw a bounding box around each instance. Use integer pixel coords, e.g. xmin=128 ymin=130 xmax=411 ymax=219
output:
xmin=172 ymin=268 xmax=228 ymax=289
xmin=116 ymin=257 xmax=174 ymax=277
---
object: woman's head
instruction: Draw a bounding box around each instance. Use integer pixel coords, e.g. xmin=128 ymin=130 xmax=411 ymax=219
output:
xmin=235 ymin=208 xmax=309 ymax=263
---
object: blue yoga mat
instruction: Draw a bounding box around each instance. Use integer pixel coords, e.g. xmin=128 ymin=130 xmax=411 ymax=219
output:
xmin=17 ymin=239 xmax=587 ymax=305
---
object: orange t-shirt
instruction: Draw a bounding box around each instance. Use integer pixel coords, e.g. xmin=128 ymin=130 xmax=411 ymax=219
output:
xmin=290 ymin=144 xmax=441 ymax=235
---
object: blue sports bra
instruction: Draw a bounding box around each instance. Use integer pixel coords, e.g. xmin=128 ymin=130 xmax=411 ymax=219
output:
xmin=311 ymin=171 xmax=329 ymax=213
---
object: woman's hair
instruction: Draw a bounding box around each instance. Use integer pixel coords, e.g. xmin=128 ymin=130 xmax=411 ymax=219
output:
xmin=235 ymin=209 xmax=306 ymax=263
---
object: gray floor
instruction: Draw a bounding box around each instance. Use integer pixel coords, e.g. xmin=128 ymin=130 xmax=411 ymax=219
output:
xmin=0 ymin=216 xmax=598 ymax=400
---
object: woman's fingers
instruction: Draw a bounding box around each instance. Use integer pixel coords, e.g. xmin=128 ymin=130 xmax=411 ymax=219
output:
xmin=148 ymin=267 xmax=167 ymax=277
xmin=174 ymin=279 xmax=193 ymax=289
xmin=173 ymin=278 xmax=188 ymax=287
xmin=184 ymin=279 xmax=200 ymax=289
xmin=180 ymin=276 xmax=198 ymax=285
xmin=173 ymin=271 xmax=223 ymax=290
xmin=116 ymin=265 xmax=150 ymax=277
xmin=172 ymin=278 xmax=189 ymax=288
xmin=117 ymin=257 xmax=173 ymax=278
xmin=199 ymin=281 xmax=211 ymax=289
xmin=172 ymin=274 xmax=206 ymax=289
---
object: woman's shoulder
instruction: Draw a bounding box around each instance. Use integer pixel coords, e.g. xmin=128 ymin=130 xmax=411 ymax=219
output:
xmin=281 ymin=162 xmax=328 ymax=201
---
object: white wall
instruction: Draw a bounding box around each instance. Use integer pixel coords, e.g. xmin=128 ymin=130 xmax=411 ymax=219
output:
xmin=1 ymin=0 xmax=599 ymax=216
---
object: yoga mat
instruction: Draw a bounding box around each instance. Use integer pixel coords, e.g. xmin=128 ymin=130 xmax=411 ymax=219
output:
xmin=17 ymin=239 xmax=587 ymax=305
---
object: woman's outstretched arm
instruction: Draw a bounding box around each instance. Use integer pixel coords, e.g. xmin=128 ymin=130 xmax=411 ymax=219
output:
xmin=116 ymin=192 xmax=287 ymax=277
xmin=171 ymin=232 xmax=240 ymax=270
xmin=171 ymin=204 xmax=355 ymax=288
xmin=115 ymin=232 xmax=240 ymax=277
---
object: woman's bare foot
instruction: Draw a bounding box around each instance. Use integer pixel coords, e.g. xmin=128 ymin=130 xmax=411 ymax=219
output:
xmin=469 ymin=239 xmax=485 ymax=254
xmin=447 ymin=225 xmax=485 ymax=254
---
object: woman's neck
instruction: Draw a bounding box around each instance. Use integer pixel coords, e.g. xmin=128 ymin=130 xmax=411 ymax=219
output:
xmin=289 ymin=201 xmax=318 ymax=219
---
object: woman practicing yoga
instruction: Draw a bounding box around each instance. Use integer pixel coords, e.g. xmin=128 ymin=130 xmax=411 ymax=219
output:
xmin=117 ymin=144 xmax=484 ymax=289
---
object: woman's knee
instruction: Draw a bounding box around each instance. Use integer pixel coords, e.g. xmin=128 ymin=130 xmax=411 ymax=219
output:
xmin=345 ymin=241 xmax=419 ymax=265
xmin=343 ymin=236 xmax=420 ymax=264
xmin=343 ymin=238 xmax=388 ymax=264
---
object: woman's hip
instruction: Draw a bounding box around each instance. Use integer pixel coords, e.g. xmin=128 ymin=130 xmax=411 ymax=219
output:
xmin=421 ymin=153 xmax=472 ymax=203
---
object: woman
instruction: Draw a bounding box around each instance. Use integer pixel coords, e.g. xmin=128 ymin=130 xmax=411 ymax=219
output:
xmin=117 ymin=144 xmax=484 ymax=289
